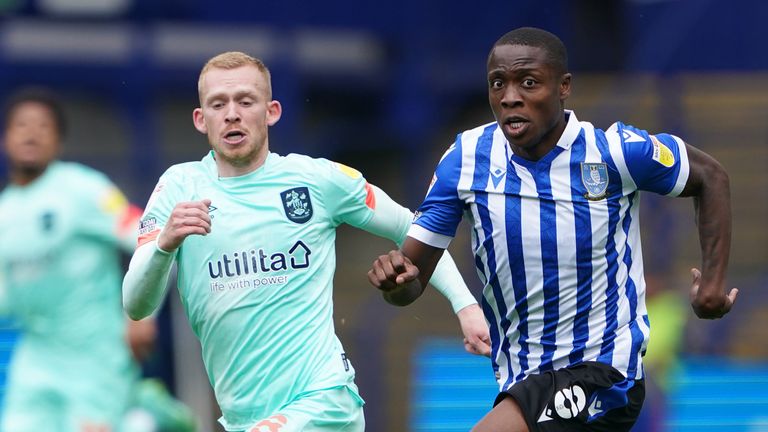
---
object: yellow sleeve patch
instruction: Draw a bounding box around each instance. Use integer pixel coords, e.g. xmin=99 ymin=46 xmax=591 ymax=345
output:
xmin=333 ymin=162 xmax=362 ymax=179
xmin=651 ymin=136 xmax=675 ymax=168
xmin=100 ymin=187 xmax=128 ymax=214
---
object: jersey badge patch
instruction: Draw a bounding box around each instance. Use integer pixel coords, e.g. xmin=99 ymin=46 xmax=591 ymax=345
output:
xmin=281 ymin=187 xmax=313 ymax=224
xmin=651 ymin=135 xmax=675 ymax=167
xmin=101 ymin=187 xmax=128 ymax=214
xmin=139 ymin=217 xmax=157 ymax=235
xmin=581 ymin=163 xmax=609 ymax=200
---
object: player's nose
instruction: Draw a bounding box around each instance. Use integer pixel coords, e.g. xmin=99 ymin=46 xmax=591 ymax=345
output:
xmin=224 ymin=103 xmax=240 ymax=123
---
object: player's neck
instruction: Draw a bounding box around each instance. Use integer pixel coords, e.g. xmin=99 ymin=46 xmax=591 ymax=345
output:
xmin=215 ymin=149 xmax=269 ymax=178
xmin=9 ymin=164 xmax=48 ymax=186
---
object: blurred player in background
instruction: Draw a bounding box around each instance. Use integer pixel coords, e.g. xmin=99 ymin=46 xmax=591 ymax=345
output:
xmin=122 ymin=51 xmax=490 ymax=432
xmin=0 ymin=88 xmax=193 ymax=432
xmin=368 ymin=27 xmax=737 ymax=432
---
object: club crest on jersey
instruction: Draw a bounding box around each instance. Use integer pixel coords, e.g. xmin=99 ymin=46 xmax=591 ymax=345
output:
xmin=281 ymin=187 xmax=313 ymax=224
xmin=581 ymin=163 xmax=609 ymax=200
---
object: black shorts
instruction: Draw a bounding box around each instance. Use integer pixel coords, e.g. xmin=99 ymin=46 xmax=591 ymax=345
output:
xmin=496 ymin=362 xmax=645 ymax=432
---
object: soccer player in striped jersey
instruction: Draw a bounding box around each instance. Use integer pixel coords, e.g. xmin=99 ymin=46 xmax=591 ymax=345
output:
xmin=122 ymin=51 xmax=490 ymax=432
xmin=368 ymin=27 xmax=738 ymax=432
xmin=0 ymin=88 xmax=156 ymax=431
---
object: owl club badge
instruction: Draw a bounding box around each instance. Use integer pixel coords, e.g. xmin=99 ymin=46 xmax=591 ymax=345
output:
xmin=281 ymin=187 xmax=313 ymax=224
xmin=581 ymin=163 xmax=609 ymax=201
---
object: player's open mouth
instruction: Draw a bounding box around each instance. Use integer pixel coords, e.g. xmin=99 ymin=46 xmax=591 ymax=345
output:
xmin=504 ymin=117 xmax=529 ymax=138
xmin=223 ymin=131 xmax=246 ymax=145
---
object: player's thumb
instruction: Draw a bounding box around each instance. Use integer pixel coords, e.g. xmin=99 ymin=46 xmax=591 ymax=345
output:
xmin=690 ymin=268 xmax=701 ymax=284
xmin=202 ymin=198 xmax=212 ymax=208
xmin=401 ymin=263 xmax=420 ymax=282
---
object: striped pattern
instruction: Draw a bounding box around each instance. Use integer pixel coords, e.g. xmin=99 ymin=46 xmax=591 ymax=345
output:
xmin=410 ymin=111 xmax=689 ymax=391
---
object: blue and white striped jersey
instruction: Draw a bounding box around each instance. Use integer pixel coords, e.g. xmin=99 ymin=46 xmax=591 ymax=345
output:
xmin=409 ymin=110 xmax=689 ymax=391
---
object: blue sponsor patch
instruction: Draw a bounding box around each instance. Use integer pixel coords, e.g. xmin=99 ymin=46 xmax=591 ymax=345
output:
xmin=281 ymin=186 xmax=313 ymax=224
xmin=580 ymin=163 xmax=609 ymax=200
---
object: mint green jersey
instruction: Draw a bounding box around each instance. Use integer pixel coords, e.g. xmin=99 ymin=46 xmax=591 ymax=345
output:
xmin=139 ymin=151 xmax=374 ymax=429
xmin=0 ymin=161 xmax=138 ymax=428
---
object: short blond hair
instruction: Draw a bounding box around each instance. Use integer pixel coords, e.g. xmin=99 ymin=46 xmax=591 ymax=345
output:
xmin=197 ymin=51 xmax=272 ymax=102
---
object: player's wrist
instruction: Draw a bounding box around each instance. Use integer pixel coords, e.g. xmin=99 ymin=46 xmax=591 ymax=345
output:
xmin=155 ymin=240 xmax=175 ymax=255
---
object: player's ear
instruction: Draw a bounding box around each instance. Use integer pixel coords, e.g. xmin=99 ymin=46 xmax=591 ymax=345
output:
xmin=192 ymin=108 xmax=207 ymax=134
xmin=266 ymin=100 xmax=282 ymax=126
xmin=560 ymin=73 xmax=572 ymax=100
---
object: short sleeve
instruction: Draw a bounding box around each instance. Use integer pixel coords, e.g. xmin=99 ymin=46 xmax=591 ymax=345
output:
xmin=612 ymin=123 xmax=690 ymax=196
xmin=137 ymin=167 xmax=186 ymax=248
xmin=410 ymin=139 xmax=465 ymax=246
xmin=317 ymin=159 xmax=376 ymax=228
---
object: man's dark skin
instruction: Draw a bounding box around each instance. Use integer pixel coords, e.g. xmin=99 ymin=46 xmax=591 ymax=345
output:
xmin=368 ymin=41 xmax=737 ymax=432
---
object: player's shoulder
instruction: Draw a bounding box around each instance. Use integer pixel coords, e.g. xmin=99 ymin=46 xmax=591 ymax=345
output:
xmin=54 ymin=160 xmax=109 ymax=180
xmin=52 ymin=161 xmax=114 ymax=191
xmin=454 ymin=121 xmax=502 ymax=153
xmin=461 ymin=120 xmax=499 ymax=136
xmin=435 ymin=121 xmax=499 ymax=167
xmin=281 ymin=152 xmax=323 ymax=169
xmin=159 ymin=158 xmax=210 ymax=183
xmin=604 ymin=121 xmax=653 ymax=144
xmin=282 ymin=152 xmax=364 ymax=180
xmin=457 ymin=121 xmax=499 ymax=143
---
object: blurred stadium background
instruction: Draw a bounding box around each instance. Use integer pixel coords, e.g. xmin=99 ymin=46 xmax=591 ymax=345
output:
xmin=0 ymin=0 xmax=767 ymax=430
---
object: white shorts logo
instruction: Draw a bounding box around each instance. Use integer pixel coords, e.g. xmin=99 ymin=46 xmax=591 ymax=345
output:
xmin=554 ymin=385 xmax=587 ymax=419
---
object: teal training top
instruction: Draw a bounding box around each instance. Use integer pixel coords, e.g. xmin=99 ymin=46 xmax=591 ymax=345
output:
xmin=0 ymin=161 xmax=136 ymax=383
xmin=138 ymin=151 xmax=375 ymax=428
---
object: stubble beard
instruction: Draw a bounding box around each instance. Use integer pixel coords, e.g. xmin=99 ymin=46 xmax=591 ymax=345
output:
xmin=215 ymin=140 xmax=266 ymax=169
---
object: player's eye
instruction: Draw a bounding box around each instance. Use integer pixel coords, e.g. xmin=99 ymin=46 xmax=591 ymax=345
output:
xmin=522 ymin=78 xmax=537 ymax=88
xmin=489 ymin=79 xmax=504 ymax=89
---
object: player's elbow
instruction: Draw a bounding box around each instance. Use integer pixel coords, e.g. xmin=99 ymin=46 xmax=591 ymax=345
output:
xmin=124 ymin=301 xmax=150 ymax=321
xmin=700 ymin=155 xmax=730 ymax=193
xmin=381 ymin=280 xmax=424 ymax=307
xmin=383 ymin=291 xmax=418 ymax=307
xmin=123 ymin=289 xmax=152 ymax=321
xmin=691 ymin=293 xmax=726 ymax=319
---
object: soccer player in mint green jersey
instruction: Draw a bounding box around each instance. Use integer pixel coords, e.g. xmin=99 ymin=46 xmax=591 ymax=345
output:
xmin=122 ymin=51 xmax=491 ymax=432
xmin=0 ymin=89 xmax=157 ymax=431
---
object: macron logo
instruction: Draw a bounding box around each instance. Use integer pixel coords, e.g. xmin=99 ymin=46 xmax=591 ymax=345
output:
xmin=490 ymin=169 xmax=506 ymax=189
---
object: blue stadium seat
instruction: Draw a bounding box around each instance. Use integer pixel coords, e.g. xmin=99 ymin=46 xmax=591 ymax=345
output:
xmin=411 ymin=339 xmax=768 ymax=432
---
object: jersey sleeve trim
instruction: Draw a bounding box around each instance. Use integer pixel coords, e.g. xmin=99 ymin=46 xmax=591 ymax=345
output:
xmin=667 ymin=135 xmax=690 ymax=197
xmin=138 ymin=229 xmax=160 ymax=248
xmin=605 ymin=123 xmax=638 ymax=195
xmin=408 ymin=223 xmax=453 ymax=249
xmin=364 ymin=182 xmax=376 ymax=209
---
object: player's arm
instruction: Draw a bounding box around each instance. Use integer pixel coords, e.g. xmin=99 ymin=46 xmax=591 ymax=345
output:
xmin=123 ymin=199 xmax=211 ymax=320
xmin=360 ymin=185 xmax=490 ymax=355
xmin=361 ymin=185 xmax=476 ymax=311
xmin=126 ymin=316 xmax=158 ymax=362
xmin=368 ymin=238 xmax=442 ymax=307
xmin=679 ymin=144 xmax=738 ymax=319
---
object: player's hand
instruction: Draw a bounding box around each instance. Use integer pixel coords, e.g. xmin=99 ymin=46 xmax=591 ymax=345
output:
xmin=367 ymin=249 xmax=420 ymax=292
xmin=157 ymin=199 xmax=212 ymax=252
xmin=126 ymin=317 xmax=157 ymax=362
xmin=689 ymin=267 xmax=738 ymax=319
xmin=457 ymin=303 xmax=491 ymax=357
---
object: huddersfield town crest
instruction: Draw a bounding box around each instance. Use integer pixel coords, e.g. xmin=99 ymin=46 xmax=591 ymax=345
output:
xmin=581 ymin=163 xmax=609 ymax=200
xmin=281 ymin=187 xmax=313 ymax=224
